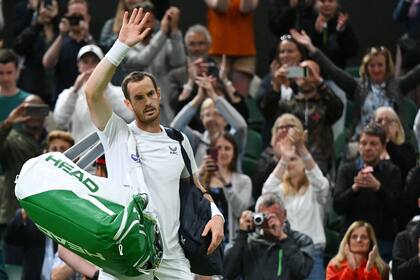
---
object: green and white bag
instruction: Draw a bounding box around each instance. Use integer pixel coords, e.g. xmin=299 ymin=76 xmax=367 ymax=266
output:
xmin=14 ymin=151 xmax=163 ymax=277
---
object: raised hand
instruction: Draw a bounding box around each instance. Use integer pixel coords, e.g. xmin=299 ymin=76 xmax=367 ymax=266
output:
xmin=344 ymin=244 xmax=360 ymax=270
xmin=219 ymin=54 xmax=228 ymax=82
xmin=366 ymin=245 xmax=378 ymax=272
xmin=6 ymin=103 xmax=32 ymax=126
xmin=73 ymin=69 xmax=93 ymax=92
xmin=290 ymin=29 xmax=316 ymax=52
xmin=118 ymin=8 xmax=151 ymax=47
xmin=288 ymin=128 xmax=307 ymax=151
xmin=239 ymin=210 xmax=254 ymax=231
xmin=336 ymin=12 xmax=349 ymax=32
xmin=315 ymin=15 xmax=326 ymax=33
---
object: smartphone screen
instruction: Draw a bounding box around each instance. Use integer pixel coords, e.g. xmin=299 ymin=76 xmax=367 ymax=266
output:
xmin=206 ymin=147 xmax=218 ymax=162
xmin=25 ymin=104 xmax=50 ymax=117
xmin=286 ymin=66 xmax=305 ymax=78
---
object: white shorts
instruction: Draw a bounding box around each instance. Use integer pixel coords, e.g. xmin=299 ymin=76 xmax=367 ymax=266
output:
xmin=99 ymin=257 xmax=193 ymax=280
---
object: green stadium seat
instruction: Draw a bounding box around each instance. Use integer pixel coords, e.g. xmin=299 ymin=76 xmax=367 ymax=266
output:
xmin=242 ymin=156 xmax=258 ymax=178
xmin=245 ymin=98 xmax=264 ymax=132
xmin=245 ymin=129 xmax=263 ymax=160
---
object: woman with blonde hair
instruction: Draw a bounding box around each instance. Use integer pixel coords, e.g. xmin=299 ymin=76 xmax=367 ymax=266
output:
xmin=291 ymin=29 xmax=420 ymax=140
xmin=252 ymin=113 xmax=303 ymax=200
xmin=372 ymin=106 xmax=416 ymax=181
xmin=262 ymin=126 xmax=329 ymax=280
xmin=327 ymin=221 xmax=389 ymax=280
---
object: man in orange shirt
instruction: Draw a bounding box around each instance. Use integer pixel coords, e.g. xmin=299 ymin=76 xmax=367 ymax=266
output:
xmin=205 ymin=0 xmax=259 ymax=97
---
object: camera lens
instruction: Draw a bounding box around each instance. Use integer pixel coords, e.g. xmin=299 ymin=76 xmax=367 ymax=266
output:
xmin=253 ymin=213 xmax=265 ymax=226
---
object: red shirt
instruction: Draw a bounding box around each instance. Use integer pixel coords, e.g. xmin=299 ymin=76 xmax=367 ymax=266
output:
xmin=326 ymin=259 xmax=383 ymax=280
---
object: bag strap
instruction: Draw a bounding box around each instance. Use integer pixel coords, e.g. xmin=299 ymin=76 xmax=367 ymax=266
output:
xmin=63 ymin=131 xmax=105 ymax=170
xmin=164 ymin=127 xmax=192 ymax=177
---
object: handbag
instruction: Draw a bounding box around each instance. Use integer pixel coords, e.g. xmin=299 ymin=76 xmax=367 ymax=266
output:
xmin=165 ymin=128 xmax=224 ymax=276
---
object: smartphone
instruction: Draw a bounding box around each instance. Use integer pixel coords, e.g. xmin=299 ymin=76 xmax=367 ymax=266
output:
xmin=44 ymin=0 xmax=52 ymax=6
xmin=25 ymin=104 xmax=50 ymax=117
xmin=287 ymin=66 xmax=308 ymax=78
xmin=206 ymin=147 xmax=218 ymax=162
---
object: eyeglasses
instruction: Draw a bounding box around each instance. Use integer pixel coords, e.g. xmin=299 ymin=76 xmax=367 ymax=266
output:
xmin=280 ymin=34 xmax=292 ymax=41
xmin=276 ymin=124 xmax=295 ymax=131
xmin=375 ymin=117 xmax=396 ymax=125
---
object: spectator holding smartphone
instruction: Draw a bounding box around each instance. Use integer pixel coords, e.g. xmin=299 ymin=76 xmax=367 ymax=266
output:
xmin=198 ymin=132 xmax=252 ymax=246
xmin=42 ymin=0 xmax=93 ymax=106
xmin=260 ymin=58 xmax=343 ymax=173
xmin=14 ymin=0 xmax=62 ymax=105
xmin=0 ymin=95 xmax=48 ymax=264
xmin=291 ymin=29 xmax=420 ymax=140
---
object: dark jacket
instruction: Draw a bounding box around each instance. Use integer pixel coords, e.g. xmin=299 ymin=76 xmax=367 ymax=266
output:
xmin=252 ymin=146 xmax=278 ymax=201
xmin=392 ymin=216 xmax=420 ymax=280
xmin=260 ymin=79 xmax=343 ymax=173
xmin=0 ymin=126 xmax=46 ymax=225
xmin=308 ymin=14 xmax=358 ymax=69
xmin=387 ymin=141 xmax=417 ymax=183
xmin=5 ymin=209 xmax=58 ymax=280
xmin=334 ymin=159 xmax=402 ymax=241
xmin=404 ymin=167 xmax=420 ymax=220
xmin=310 ymin=48 xmax=420 ymax=136
xmin=268 ymin=0 xmax=315 ymax=38
xmin=224 ymin=229 xmax=314 ymax=280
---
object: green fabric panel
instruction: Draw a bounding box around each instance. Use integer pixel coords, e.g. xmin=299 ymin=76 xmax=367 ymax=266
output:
xmin=19 ymin=190 xmax=162 ymax=277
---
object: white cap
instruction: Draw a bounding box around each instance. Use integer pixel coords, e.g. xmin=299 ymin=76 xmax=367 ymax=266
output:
xmin=77 ymin=45 xmax=104 ymax=61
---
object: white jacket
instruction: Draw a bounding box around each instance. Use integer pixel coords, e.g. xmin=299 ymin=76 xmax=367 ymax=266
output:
xmin=54 ymin=84 xmax=134 ymax=143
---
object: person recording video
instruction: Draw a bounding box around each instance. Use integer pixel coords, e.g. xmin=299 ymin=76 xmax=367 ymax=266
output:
xmin=259 ymin=58 xmax=343 ymax=174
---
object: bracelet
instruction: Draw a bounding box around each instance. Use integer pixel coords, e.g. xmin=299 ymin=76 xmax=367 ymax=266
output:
xmin=301 ymin=154 xmax=312 ymax=161
xmin=183 ymin=83 xmax=193 ymax=92
xmin=105 ymin=40 xmax=130 ymax=66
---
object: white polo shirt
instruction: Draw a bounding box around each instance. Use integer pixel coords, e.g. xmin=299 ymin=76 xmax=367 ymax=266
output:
xmin=97 ymin=113 xmax=197 ymax=260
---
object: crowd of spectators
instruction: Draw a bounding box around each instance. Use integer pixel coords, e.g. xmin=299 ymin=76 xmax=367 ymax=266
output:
xmin=1 ymin=0 xmax=420 ymax=279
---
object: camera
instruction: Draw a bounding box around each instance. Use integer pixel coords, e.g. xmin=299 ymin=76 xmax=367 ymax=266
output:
xmin=252 ymin=212 xmax=268 ymax=227
xmin=64 ymin=14 xmax=84 ymax=26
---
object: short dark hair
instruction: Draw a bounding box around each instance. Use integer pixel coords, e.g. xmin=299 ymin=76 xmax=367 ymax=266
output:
xmin=0 ymin=49 xmax=19 ymax=68
xmin=121 ymin=71 xmax=158 ymax=100
xmin=361 ymin=123 xmax=387 ymax=145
